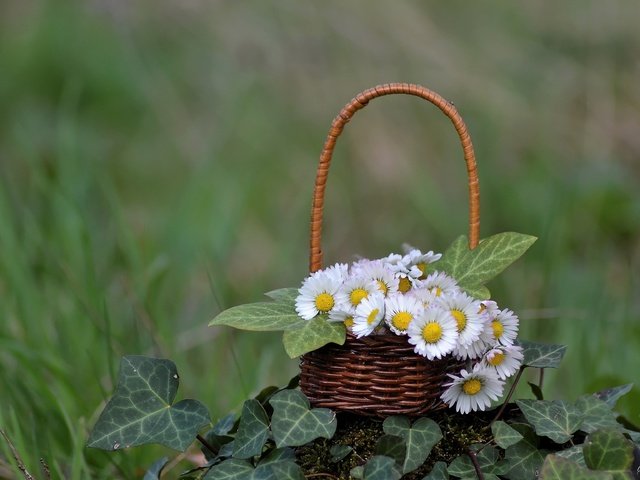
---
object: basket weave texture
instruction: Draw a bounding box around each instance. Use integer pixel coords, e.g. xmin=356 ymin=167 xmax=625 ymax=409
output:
xmin=299 ymin=83 xmax=480 ymax=417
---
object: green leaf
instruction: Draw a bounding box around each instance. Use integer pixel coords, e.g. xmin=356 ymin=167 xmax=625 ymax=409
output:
xmin=375 ymin=435 xmax=406 ymax=466
xmin=556 ymin=445 xmax=588 ymax=467
xmin=492 ymin=421 xmax=524 ymax=449
xmin=350 ymin=466 xmax=364 ymax=479
xmin=383 ymin=416 xmax=443 ymax=474
xmin=204 ymin=459 xmax=254 ymax=479
xmin=583 ymin=429 xmax=636 ymax=479
xmin=264 ymin=288 xmax=299 ymax=303
xmin=529 ymin=381 xmax=545 ymax=400
xmin=447 ymin=445 xmax=502 ymax=478
xmin=461 ymin=284 xmax=491 ymax=300
xmin=593 ymin=385 xmax=634 ymax=409
xmin=87 ymin=356 xmax=211 ymax=452
xmin=200 ymin=431 xmax=233 ymax=460
xmin=259 ymin=447 xmax=296 ymax=465
xmin=540 ymin=455 xmax=613 ymax=480
xmin=422 ymin=461 xmax=449 ymax=479
xmin=519 ymin=340 xmax=567 ymax=369
xmin=363 ymin=456 xmax=402 ymax=480
xmin=439 ymin=232 xmax=536 ymax=288
xmin=143 ymin=457 xmax=169 ymax=480
xmin=505 ymin=424 xmax=549 ymax=480
xmin=517 ymin=399 xmax=583 ymax=444
xmin=329 ymin=444 xmax=352 ymax=463
xmin=269 ymin=390 xmax=336 ymax=448
xmin=232 ymin=399 xmax=270 ymax=459
xmin=212 ymin=414 xmax=237 ymax=435
xmin=264 ymin=461 xmax=305 ymax=480
xmin=282 ymin=317 xmax=346 ymax=358
xmin=576 ymin=396 xmax=622 ymax=434
xmin=209 ymin=302 xmax=306 ymax=331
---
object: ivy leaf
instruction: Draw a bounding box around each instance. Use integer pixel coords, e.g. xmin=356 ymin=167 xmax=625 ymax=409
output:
xmin=505 ymin=424 xmax=549 ymax=480
xmin=461 ymin=284 xmax=491 ymax=300
xmin=375 ymin=435 xmax=406 ymax=466
xmin=143 ymin=457 xmax=169 ymax=480
xmin=519 ymin=340 xmax=567 ymax=369
xmin=540 ymin=455 xmax=613 ymax=480
xmin=583 ymin=429 xmax=636 ymax=479
xmin=282 ymin=317 xmax=346 ymax=358
xmin=529 ymin=381 xmax=545 ymax=400
xmin=204 ymin=458 xmax=254 ymax=479
xmin=269 ymin=390 xmax=336 ymax=448
xmin=575 ymin=396 xmax=622 ymax=434
xmin=492 ymin=421 xmax=524 ymax=449
xmin=556 ymin=445 xmax=588 ymax=467
xmin=383 ymin=416 xmax=443 ymax=474
xmin=350 ymin=466 xmax=364 ymax=479
xmin=212 ymin=414 xmax=237 ymax=435
xmin=439 ymin=232 xmax=536 ymax=288
xmin=517 ymin=400 xmax=583 ymax=444
xmin=87 ymin=356 xmax=210 ymax=452
xmin=200 ymin=430 xmax=233 ymax=461
xmin=593 ymin=385 xmax=634 ymax=409
xmin=264 ymin=288 xmax=299 ymax=303
xmin=363 ymin=456 xmax=402 ymax=480
xmin=232 ymin=399 xmax=270 ymax=459
xmin=448 ymin=445 xmax=503 ymax=478
xmin=264 ymin=461 xmax=305 ymax=480
xmin=422 ymin=461 xmax=449 ymax=479
xmin=329 ymin=444 xmax=352 ymax=463
xmin=209 ymin=302 xmax=306 ymax=331
xmin=259 ymin=447 xmax=297 ymax=464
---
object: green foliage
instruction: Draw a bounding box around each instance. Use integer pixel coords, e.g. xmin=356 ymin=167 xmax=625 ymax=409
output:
xmin=540 ymin=455 xmax=613 ymax=480
xmin=576 ymin=396 xmax=622 ymax=434
xmin=362 ymin=455 xmax=402 ymax=480
xmin=491 ymin=421 xmax=524 ymax=449
xmin=86 ymin=356 xmax=210 ymax=452
xmin=593 ymin=385 xmax=634 ymax=409
xmin=143 ymin=457 xmax=169 ymax=480
xmin=232 ymin=400 xmax=270 ymax=459
xmin=209 ymin=301 xmax=306 ymax=331
xmin=424 ymin=461 xmax=450 ymax=479
xmin=516 ymin=399 xmax=583 ymax=444
xmin=438 ymin=232 xmax=536 ymax=295
xmin=583 ymin=429 xmax=637 ymax=479
xmin=447 ymin=445 xmax=511 ymax=478
xmin=504 ymin=424 xmax=549 ymax=480
xmin=282 ymin=317 xmax=346 ymax=358
xmin=269 ymin=390 xmax=337 ymax=448
xmin=382 ymin=416 xmax=443 ymax=474
xmin=519 ymin=340 xmax=568 ymax=368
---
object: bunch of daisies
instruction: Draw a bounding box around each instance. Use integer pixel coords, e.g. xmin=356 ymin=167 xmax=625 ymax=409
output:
xmin=294 ymin=246 xmax=524 ymax=414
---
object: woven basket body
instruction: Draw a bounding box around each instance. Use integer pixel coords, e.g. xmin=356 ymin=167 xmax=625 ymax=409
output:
xmin=299 ymin=83 xmax=480 ymax=417
xmin=300 ymin=334 xmax=465 ymax=417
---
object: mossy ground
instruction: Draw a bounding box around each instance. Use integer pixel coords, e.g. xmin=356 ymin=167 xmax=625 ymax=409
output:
xmin=296 ymin=410 xmax=495 ymax=479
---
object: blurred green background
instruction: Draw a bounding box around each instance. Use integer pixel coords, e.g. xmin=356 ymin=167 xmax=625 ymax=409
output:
xmin=1 ymin=1 xmax=638 ymax=478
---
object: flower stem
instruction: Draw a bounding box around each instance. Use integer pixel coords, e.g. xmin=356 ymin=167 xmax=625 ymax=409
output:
xmin=466 ymin=449 xmax=485 ymax=480
xmin=491 ymin=366 xmax=525 ymax=424
xmin=196 ymin=434 xmax=218 ymax=457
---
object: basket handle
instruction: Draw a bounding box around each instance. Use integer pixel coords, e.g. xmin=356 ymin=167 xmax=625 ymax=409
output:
xmin=309 ymin=82 xmax=480 ymax=273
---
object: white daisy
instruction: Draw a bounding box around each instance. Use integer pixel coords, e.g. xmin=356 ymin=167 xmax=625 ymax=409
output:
xmin=381 ymin=252 xmax=406 ymax=272
xmin=482 ymin=345 xmax=524 ymax=379
xmin=422 ymin=271 xmax=460 ymax=297
xmin=483 ymin=308 xmax=519 ymax=346
xmin=396 ymin=269 xmax=422 ymax=294
xmin=384 ymin=294 xmax=424 ymax=335
xmin=315 ymin=262 xmax=349 ymax=283
xmin=453 ymin=336 xmax=489 ymax=361
xmin=407 ymin=288 xmax=439 ymax=309
xmin=479 ymin=300 xmax=500 ymax=319
xmin=434 ymin=292 xmax=484 ymax=346
xmin=352 ymin=293 xmax=385 ymax=338
xmin=295 ymin=272 xmax=341 ymax=320
xmin=441 ymin=364 xmax=505 ymax=414
xmin=357 ymin=260 xmax=399 ymax=298
xmin=329 ymin=308 xmax=356 ymax=331
xmin=402 ymin=246 xmax=442 ymax=279
xmin=335 ymin=276 xmax=379 ymax=310
xmin=407 ymin=307 xmax=458 ymax=360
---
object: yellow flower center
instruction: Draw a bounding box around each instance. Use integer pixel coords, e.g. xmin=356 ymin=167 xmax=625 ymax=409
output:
xmin=376 ymin=280 xmax=388 ymax=296
xmin=398 ymin=277 xmax=412 ymax=293
xmin=417 ymin=262 xmax=427 ymax=279
xmin=488 ymin=352 xmax=505 ymax=366
xmin=367 ymin=308 xmax=380 ymax=325
xmin=349 ymin=288 xmax=368 ymax=306
xmin=451 ymin=310 xmax=467 ymax=332
xmin=432 ymin=286 xmax=443 ymax=297
xmin=344 ymin=317 xmax=354 ymax=328
xmin=491 ymin=320 xmax=504 ymax=339
xmin=422 ymin=322 xmax=442 ymax=343
xmin=462 ymin=378 xmax=482 ymax=395
xmin=315 ymin=293 xmax=334 ymax=312
xmin=392 ymin=312 xmax=413 ymax=331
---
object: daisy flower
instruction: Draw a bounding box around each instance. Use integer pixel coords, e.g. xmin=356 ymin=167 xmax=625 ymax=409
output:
xmin=479 ymin=300 xmax=500 ymax=318
xmin=384 ymin=294 xmax=424 ymax=335
xmin=441 ymin=365 xmax=505 ymax=414
xmin=357 ymin=260 xmax=399 ymax=298
xmin=295 ymin=272 xmax=341 ymax=320
xmin=453 ymin=337 xmax=489 ymax=361
xmin=335 ymin=276 xmax=379 ymax=310
xmin=352 ymin=293 xmax=385 ymax=338
xmin=484 ymin=308 xmax=519 ymax=346
xmin=482 ymin=345 xmax=524 ymax=379
xmin=422 ymin=271 xmax=460 ymax=297
xmin=435 ymin=292 xmax=484 ymax=346
xmin=407 ymin=307 xmax=458 ymax=360
xmin=396 ymin=269 xmax=422 ymax=294
xmin=402 ymin=246 xmax=442 ymax=279
xmin=329 ymin=308 xmax=355 ymax=330
xmin=407 ymin=288 xmax=439 ymax=309
xmin=315 ymin=262 xmax=349 ymax=283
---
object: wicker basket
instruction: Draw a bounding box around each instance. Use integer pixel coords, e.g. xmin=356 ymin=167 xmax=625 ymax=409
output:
xmin=299 ymin=83 xmax=481 ymax=418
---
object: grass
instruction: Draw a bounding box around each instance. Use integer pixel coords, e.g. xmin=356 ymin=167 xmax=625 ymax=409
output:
xmin=0 ymin=0 xmax=639 ymax=477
